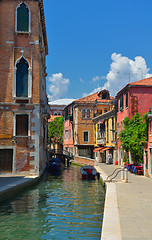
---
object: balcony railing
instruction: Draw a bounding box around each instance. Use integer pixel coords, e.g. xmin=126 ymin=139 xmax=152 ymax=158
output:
xmin=97 ymin=137 xmax=106 ymax=145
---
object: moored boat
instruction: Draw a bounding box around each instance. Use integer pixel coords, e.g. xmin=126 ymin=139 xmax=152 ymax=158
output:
xmin=48 ymin=158 xmax=63 ymax=174
xmin=80 ymin=165 xmax=97 ymax=180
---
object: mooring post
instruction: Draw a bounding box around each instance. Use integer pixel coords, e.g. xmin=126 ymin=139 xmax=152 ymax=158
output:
xmin=121 ymin=166 xmax=124 ymax=180
xmin=124 ymin=168 xmax=128 ymax=183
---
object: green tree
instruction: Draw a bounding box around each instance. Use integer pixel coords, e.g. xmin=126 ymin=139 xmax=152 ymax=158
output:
xmin=48 ymin=116 xmax=63 ymax=144
xmin=119 ymin=112 xmax=148 ymax=163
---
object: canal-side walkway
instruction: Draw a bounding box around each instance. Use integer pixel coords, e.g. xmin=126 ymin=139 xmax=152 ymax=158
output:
xmin=96 ymin=162 xmax=152 ymax=240
xmin=0 ymin=174 xmax=39 ymax=203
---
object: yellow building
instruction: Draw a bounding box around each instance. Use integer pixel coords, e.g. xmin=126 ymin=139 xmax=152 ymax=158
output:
xmin=93 ymin=109 xmax=117 ymax=164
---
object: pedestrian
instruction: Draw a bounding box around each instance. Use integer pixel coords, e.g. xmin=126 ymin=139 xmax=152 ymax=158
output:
xmin=108 ymin=153 xmax=112 ymax=164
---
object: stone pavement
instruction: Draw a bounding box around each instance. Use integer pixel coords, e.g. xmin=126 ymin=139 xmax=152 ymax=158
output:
xmin=96 ymin=162 xmax=152 ymax=240
xmin=0 ymin=174 xmax=39 ymax=203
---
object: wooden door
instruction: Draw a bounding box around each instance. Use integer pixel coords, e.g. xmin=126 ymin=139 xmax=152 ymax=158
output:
xmin=0 ymin=149 xmax=13 ymax=172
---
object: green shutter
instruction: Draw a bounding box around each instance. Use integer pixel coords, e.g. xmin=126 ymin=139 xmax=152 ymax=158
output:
xmin=115 ymin=99 xmax=118 ymax=113
xmin=126 ymin=93 xmax=128 ymax=108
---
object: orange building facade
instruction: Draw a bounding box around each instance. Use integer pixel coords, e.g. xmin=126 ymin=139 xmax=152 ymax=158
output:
xmin=63 ymin=90 xmax=114 ymax=161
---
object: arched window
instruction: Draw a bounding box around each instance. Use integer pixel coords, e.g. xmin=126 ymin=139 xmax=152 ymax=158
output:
xmin=16 ymin=58 xmax=28 ymax=97
xmin=13 ymin=56 xmax=32 ymax=98
xmin=16 ymin=2 xmax=31 ymax=32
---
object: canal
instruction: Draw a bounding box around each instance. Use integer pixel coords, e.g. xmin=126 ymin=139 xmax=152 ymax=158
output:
xmin=0 ymin=165 xmax=105 ymax=240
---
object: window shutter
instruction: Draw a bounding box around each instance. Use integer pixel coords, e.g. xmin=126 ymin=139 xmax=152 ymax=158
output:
xmin=16 ymin=114 xmax=28 ymax=136
xmin=126 ymin=93 xmax=128 ymax=108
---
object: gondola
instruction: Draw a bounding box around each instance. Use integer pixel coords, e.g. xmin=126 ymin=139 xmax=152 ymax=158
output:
xmin=48 ymin=158 xmax=63 ymax=173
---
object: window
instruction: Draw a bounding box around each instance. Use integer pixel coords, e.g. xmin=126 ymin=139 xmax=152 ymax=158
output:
xmin=16 ymin=2 xmax=31 ymax=32
xmin=16 ymin=58 xmax=28 ymax=97
xmin=82 ymin=109 xmax=86 ymax=118
xmin=83 ymin=131 xmax=89 ymax=142
xmin=126 ymin=93 xmax=128 ymax=108
xmin=82 ymin=109 xmax=91 ymax=118
xmin=13 ymin=56 xmax=32 ymax=98
xmin=16 ymin=114 xmax=29 ymax=136
xmin=65 ymin=130 xmax=69 ymax=140
xmin=117 ymin=122 xmax=119 ymax=136
xmin=120 ymin=95 xmax=124 ymax=111
xmin=104 ymin=108 xmax=108 ymax=113
xmin=86 ymin=109 xmax=90 ymax=118
xmin=150 ymin=121 xmax=152 ymax=136
xmin=78 ymin=148 xmax=92 ymax=158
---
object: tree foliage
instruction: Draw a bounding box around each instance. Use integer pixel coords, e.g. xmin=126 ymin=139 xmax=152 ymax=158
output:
xmin=119 ymin=112 xmax=148 ymax=163
xmin=48 ymin=117 xmax=63 ymax=144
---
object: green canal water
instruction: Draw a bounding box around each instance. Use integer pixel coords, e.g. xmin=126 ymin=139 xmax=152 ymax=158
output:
xmin=0 ymin=165 xmax=105 ymax=240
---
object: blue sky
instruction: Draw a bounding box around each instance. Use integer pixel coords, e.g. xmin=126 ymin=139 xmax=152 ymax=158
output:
xmin=43 ymin=0 xmax=152 ymax=101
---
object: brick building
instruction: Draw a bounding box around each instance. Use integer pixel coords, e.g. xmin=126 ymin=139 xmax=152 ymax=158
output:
xmin=0 ymin=0 xmax=50 ymax=175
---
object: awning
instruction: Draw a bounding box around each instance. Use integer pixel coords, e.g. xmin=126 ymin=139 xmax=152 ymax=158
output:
xmin=93 ymin=147 xmax=104 ymax=152
xmin=97 ymin=120 xmax=105 ymax=124
xmin=100 ymin=147 xmax=111 ymax=153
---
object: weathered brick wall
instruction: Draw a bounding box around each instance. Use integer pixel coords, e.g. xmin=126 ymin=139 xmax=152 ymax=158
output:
xmin=74 ymin=156 xmax=95 ymax=166
xmin=0 ymin=0 xmax=48 ymax=175
xmin=0 ymin=0 xmax=41 ymax=104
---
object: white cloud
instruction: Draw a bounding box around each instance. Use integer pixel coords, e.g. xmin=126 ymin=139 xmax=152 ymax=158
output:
xmin=80 ymin=77 xmax=84 ymax=83
xmin=48 ymin=73 xmax=70 ymax=101
xmin=84 ymin=53 xmax=151 ymax=98
xmin=92 ymin=75 xmax=105 ymax=82
xmin=103 ymin=53 xmax=152 ymax=96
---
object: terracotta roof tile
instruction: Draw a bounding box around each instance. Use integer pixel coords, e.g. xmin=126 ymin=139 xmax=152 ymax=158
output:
xmin=75 ymin=91 xmax=114 ymax=103
xmin=129 ymin=77 xmax=152 ymax=86
xmin=117 ymin=77 xmax=152 ymax=96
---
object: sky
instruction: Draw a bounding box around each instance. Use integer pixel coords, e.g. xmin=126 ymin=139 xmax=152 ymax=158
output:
xmin=43 ymin=0 xmax=152 ymax=102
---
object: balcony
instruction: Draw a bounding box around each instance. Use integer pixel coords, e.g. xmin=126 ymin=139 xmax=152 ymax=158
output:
xmin=97 ymin=137 xmax=106 ymax=145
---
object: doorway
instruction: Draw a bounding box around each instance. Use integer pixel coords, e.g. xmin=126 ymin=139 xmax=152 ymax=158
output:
xmin=0 ymin=149 xmax=13 ymax=172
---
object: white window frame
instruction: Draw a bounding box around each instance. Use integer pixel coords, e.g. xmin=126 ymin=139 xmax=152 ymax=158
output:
xmin=15 ymin=1 xmax=31 ymax=33
xmin=13 ymin=56 xmax=32 ymax=99
xmin=65 ymin=130 xmax=69 ymax=141
xmin=13 ymin=111 xmax=31 ymax=137
xmin=83 ymin=131 xmax=89 ymax=142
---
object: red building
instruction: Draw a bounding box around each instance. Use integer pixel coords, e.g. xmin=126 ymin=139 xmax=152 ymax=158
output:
xmin=116 ymin=77 xmax=152 ymax=165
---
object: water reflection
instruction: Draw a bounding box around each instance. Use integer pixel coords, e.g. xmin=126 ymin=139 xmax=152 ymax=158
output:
xmin=0 ymin=166 xmax=105 ymax=240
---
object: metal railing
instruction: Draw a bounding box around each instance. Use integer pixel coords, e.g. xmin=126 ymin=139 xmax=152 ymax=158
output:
xmin=49 ymin=149 xmax=74 ymax=159
xmin=106 ymin=167 xmax=128 ymax=183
